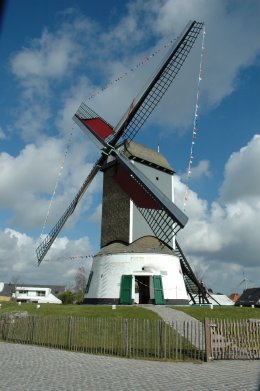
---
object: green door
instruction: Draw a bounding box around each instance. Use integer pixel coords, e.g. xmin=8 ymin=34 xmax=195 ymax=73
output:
xmin=153 ymin=275 xmax=165 ymax=305
xmin=120 ymin=275 xmax=132 ymax=304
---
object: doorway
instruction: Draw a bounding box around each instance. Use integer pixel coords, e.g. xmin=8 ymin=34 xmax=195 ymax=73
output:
xmin=135 ymin=276 xmax=150 ymax=304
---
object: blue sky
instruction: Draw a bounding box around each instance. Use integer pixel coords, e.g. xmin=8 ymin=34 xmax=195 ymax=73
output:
xmin=0 ymin=0 xmax=260 ymax=295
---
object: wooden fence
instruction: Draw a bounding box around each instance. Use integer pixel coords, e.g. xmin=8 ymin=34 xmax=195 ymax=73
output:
xmin=206 ymin=318 xmax=260 ymax=360
xmin=0 ymin=315 xmax=259 ymax=361
xmin=0 ymin=315 xmax=205 ymax=361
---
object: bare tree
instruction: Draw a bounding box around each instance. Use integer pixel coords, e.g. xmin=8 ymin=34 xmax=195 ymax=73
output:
xmin=74 ymin=267 xmax=86 ymax=303
xmin=8 ymin=276 xmax=22 ymax=299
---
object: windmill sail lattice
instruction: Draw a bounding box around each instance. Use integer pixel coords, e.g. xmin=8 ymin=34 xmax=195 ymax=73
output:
xmin=114 ymin=21 xmax=204 ymax=143
xmin=36 ymin=20 xmax=204 ymax=270
xmin=114 ymin=149 xmax=188 ymax=244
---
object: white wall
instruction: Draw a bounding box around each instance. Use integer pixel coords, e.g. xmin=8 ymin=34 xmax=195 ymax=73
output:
xmin=86 ymin=252 xmax=188 ymax=302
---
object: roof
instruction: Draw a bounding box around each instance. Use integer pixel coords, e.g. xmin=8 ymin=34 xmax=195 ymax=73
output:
xmin=235 ymin=288 xmax=260 ymax=307
xmin=95 ymin=236 xmax=174 ymax=256
xmin=209 ymin=294 xmax=234 ymax=306
xmin=124 ymin=141 xmax=174 ymax=174
xmin=102 ymin=140 xmax=174 ymax=174
xmin=229 ymin=293 xmax=240 ymax=302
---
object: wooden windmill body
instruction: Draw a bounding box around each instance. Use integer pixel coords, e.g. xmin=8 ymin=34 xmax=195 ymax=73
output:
xmin=85 ymin=140 xmax=189 ymax=305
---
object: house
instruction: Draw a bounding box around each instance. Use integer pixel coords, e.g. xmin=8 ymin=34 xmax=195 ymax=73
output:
xmin=189 ymin=293 xmax=234 ymax=306
xmin=235 ymin=288 xmax=260 ymax=308
xmin=0 ymin=283 xmax=65 ymax=304
xmin=229 ymin=292 xmax=240 ymax=303
xmin=13 ymin=286 xmax=62 ymax=304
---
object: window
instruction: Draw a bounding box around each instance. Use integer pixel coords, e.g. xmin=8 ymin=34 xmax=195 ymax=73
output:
xmin=18 ymin=290 xmax=28 ymax=294
xmin=36 ymin=291 xmax=46 ymax=296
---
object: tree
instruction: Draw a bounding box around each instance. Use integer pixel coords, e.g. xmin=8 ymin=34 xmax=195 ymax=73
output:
xmin=74 ymin=267 xmax=86 ymax=304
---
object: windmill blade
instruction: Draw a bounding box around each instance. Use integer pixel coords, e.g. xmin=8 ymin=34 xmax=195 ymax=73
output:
xmin=36 ymin=157 xmax=105 ymax=266
xmin=109 ymin=20 xmax=204 ymax=144
xmin=74 ymin=21 xmax=204 ymax=149
xmin=112 ymin=149 xmax=188 ymax=243
xmin=73 ymin=103 xmax=114 ymax=150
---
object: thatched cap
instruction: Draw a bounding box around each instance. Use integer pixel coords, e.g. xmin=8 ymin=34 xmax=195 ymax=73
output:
xmin=102 ymin=140 xmax=174 ymax=174
xmin=95 ymin=236 xmax=173 ymax=257
xmin=124 ymin=141 xmax=174 ymax=174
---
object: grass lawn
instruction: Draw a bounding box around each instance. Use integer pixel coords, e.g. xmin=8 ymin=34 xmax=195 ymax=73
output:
xmin=0 ymin=301 xmax=160 ymax=320
xmin=1 ymin=301 xmax=259 ymax=322
xmin=171 ymin=305 xmax=260 ymax=321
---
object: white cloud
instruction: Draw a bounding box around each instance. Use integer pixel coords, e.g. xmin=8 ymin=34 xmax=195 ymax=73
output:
xmin=220 ymin=135 xmax=260 ymax=202
xmin=181 ymin=159 xmax=211 ymax=181
xmin=8 ymin=1 xmax=260 ymax=141
xmin=89 ymin=204 xmax=102 ymax=223
xmin=153 ymin=0 xmax=260 ymax=107
xmin=10 ymin=15 xmax=94 ymax=82
xmin=0 ymin=137 xmax=100 ymax=230
xmin=0 ymin=127 xmax=6 ymax=140
xmin=0 ymin=228 xmax=92 ymax=286
xmin=176 ymin=133 xmax=260 ymax=292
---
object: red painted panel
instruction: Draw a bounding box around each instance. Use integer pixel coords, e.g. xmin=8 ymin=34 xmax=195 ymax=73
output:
xmin=81 ymin=118 xmax=114 ymax=140
xmin=113 ymin=165 xmax=161 ymax=210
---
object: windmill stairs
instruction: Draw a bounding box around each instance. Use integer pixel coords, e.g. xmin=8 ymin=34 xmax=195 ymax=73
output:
xmin=175 ymin=240 xmax=210 ymax=304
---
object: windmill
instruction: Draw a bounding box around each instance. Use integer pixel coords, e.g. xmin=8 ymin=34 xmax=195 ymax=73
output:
xmin=36 ymin=20 xmax=209 ymax=305
xmin=238 ymin=272 xmax=255 ymax=291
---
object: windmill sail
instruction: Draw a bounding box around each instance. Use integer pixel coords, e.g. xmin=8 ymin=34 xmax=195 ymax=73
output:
xmin=75 ymin=20 xmax=204 ymax=148
xmin=110 ymin=20 xmax=204 ymax=143
xmin=73 ymin=103 xmax=114 ymax=150
xmin=113 ymin=150 xmax=188 ymax=242
xmin=36 ymin=159 xmax=103 ymax=265
xmin=36 ymin=20 xmax=204 ymax=265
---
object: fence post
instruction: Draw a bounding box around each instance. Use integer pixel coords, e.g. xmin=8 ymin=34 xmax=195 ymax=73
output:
xmin=124 ymin=319 xmax=128 ymax=357
xmin=204 ymin=317 xmax=212 ymax=362
xmin=31 ymin=316 xmax=35 ymax=343
xmin=158 ymin=320 xmax=163 ymax=358
xmin=67 ymin=316 xmax=73 ymax=350
xmin=1 ymin=318 xmax=7 ymax=341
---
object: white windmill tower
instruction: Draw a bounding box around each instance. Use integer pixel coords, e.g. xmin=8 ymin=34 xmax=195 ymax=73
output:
xmin=36 ymin=20 xmax=209 ymax=305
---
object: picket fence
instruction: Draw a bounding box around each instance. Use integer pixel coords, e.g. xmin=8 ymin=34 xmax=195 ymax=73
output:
xmin=0 ymin=315 xmax=205 ymax=361
xmin=206 ymin=318 xmax=260 ymax=360
xmin=0 ymin=315 xmax=259 ymax=361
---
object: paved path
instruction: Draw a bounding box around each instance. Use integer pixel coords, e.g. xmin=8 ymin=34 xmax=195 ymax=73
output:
xmin=142 ymin=305 xmax=205 ymax=348
xmin=0 ymin=342 xmax=259 ymax=391
xmin=142 ymin=304 xmax=200 ymax=322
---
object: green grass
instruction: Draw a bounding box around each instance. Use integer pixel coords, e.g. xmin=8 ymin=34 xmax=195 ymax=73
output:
xmin=0 ymin=302 xmax=200 ymax=361
xmin=0 ymin=301 xmax=159 ymax=320
xmin=171 ymin=305 xmax=260 ymax=321
xmin=1 ymin=311 xmax=202 ymax=361
xmin=2 ymin=301 xmax=259 ymax=322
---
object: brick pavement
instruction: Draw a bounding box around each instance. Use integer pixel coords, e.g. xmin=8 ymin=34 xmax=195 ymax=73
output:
xmin=0 ymin=342 xmax=259 ymax=391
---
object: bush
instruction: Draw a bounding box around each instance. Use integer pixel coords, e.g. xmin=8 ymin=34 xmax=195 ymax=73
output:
xmin=58 ymin=291 xmax=75 ymax=305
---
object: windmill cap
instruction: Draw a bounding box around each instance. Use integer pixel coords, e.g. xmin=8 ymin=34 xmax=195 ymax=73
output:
xmin=123 ymin=140 xmax=174 ymax=174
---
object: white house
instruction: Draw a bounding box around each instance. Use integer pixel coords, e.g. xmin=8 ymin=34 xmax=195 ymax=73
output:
xmin=13 ymin=286 xmax=62 ymax=304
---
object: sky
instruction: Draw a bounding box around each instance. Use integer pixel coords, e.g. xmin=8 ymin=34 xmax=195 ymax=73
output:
xmin=0 ymin=0 xmax=260 ymax=295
